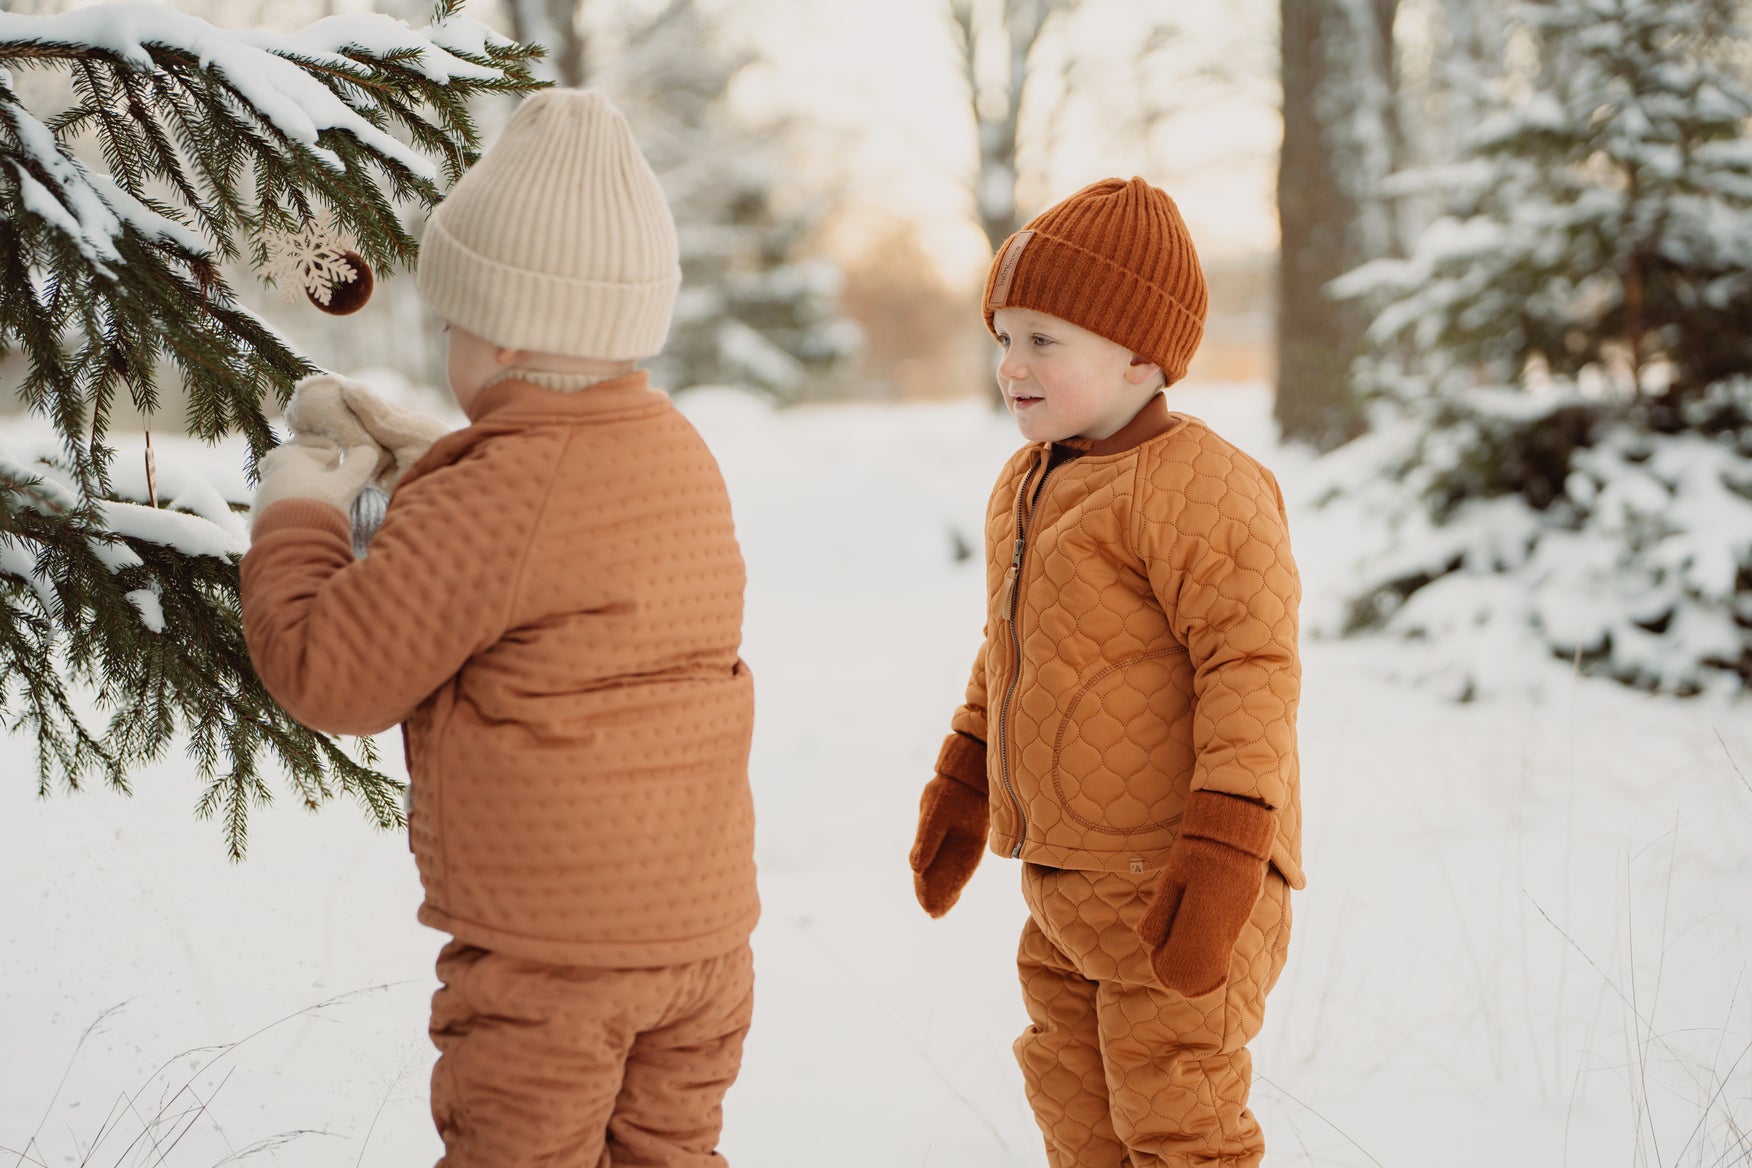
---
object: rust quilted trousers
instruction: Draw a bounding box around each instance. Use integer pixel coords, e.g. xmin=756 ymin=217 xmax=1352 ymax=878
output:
xmin=429 ymin=940 xmax=755 ymax=1168
xmin=1016 ymin=864 xmax=1291 ymax=1168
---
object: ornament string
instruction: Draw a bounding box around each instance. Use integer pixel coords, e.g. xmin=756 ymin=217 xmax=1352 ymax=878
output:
xmin=144 ymin=425 xmax=157 ymax=508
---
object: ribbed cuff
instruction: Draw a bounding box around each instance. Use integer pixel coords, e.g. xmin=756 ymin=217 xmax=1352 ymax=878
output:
xmin=984 ymin=230 xmax=1205 ymax=384
xmin=418 ymin=215 xmax=679 ymax=360
xmin=249 ymin=499 xmax=351 ymax=544
xmin=1181 ymin=789 xmax=1276 ymax=861
xmin=935 ymin=731 xmax=988 ymax=795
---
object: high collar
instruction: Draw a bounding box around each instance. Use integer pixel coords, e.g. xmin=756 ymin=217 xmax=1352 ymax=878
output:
xmin=464 ymin=370 xmax=667 ymax=424
xmin=481 ymin=365 xmax=630 ymax=394
xmin=399 ymin=371 xmax=668 ymax=495
xmin=1054 ymin=392 xmax=1174 ymax=457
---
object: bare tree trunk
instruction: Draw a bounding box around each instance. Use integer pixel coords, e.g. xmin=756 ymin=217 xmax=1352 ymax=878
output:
xmin=1275 ymin=0 xmax=1401 ymax=450
xmin=949 ymin=0 xmax=1078 ymax=404
xmin=507 ymin=0 xmax=587 ymax=88
xmin=950 ymin=0 xmax=1077 ymax=254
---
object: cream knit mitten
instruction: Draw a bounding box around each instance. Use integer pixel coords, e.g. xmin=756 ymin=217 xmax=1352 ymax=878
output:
xmin=249 ymin=433 xmax=380 ymax=533
xmin=337 ymin=382 xmax=452 ymax=491
xmin=284 ymin=374 xmax=376 ymax=450
xmin=252 ymin=374 xmax=386 ymax=542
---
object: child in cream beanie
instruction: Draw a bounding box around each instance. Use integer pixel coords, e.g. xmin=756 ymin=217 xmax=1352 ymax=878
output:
xmin=240 ymin=88 xmax=760 ymax=1168
xmin=418 ymin=87 xmax=680 ymax=367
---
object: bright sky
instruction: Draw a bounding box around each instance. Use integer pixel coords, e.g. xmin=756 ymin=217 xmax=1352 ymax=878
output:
xmin=720 ymin=0 xmax=1283 ymax=285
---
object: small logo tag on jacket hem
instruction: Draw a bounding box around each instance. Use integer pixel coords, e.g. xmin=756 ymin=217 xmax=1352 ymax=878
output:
xmin=988 ymin=230 xmax=1035 ymax=309
xmin=1129 ymin=857 xmax=1145 ymax=874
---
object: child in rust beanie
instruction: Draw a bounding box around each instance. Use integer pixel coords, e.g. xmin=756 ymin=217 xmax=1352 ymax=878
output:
xmin=908 ymin=176 xmax=1304 ymax=1168
xmin=240 ymin=90 xmax=757 ymax=1168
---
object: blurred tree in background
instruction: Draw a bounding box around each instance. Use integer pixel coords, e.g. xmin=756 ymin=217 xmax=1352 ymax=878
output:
xmin=946 ymin=0 xmax=1083 ymax=254
xmin=1275 ymin=0 xmax=1402 ymax=452
xmin=0 ymin=0 xmax=540 ymax=854
xmin=1321 ymin=0 xmax=1752 ymax=695
xmin=946 ymin=0 xmax=1222 ymax=400
xmin=502 ymin=0 xmax=586 ymax=87
xmin=508 ymin=0 xmax=860 ymax=401
xmin=601 ymin=0 xmax=859 ymax=400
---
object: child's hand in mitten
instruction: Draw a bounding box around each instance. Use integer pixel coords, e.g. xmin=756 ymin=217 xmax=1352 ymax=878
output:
xmin=285 ymin=374 xmax=379 ymax=449
xmin=284 ymin=372 xmax=393 ymax=482
xmin=337 ymin=382 xmax=453 ymax=491
xmin=250 ymin=433 xmax=381 ymax=533
xmin=1135 ymin=790 xmax=1276 ymax=996
xmin=909 ymin=732 xmax=989 ymax=917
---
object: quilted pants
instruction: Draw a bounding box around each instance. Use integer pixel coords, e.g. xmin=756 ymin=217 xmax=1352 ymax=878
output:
xmin=428 ymin=940 xmax=755 ymax=1168
xmin=1016 ymin=863 xmax=1291 ymax=1168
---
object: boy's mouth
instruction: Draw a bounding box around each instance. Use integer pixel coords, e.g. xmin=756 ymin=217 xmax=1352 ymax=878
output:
xmin=1011 ymin=394 xmax=1043 ymax=407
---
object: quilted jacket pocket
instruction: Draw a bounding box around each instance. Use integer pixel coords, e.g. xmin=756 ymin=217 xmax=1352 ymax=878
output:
xmin=1048 ymin=647 xmax=1195 ymax=835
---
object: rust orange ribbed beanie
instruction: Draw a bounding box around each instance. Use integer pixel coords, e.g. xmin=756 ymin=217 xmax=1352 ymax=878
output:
xmin=983 ymin=177 xmax=1208 ymax=385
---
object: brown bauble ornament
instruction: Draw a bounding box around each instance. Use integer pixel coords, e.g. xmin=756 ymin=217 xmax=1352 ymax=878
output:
xmin=308 ymin=251 xmax=374 ymax=315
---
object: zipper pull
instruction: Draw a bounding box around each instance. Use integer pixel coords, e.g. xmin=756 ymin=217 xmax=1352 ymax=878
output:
xmin=998 ymin=535 xmax=1026 ymax=619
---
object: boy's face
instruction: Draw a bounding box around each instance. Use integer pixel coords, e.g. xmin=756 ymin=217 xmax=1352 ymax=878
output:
xmin=991 ymin=307 xmax=1164 ymax=443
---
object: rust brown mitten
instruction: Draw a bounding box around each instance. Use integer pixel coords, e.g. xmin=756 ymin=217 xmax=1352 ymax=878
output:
xmin=1136 ymin=789 xmax=1276 ymax=996
xmin=909 ymin=732 xmax=989 ymax=918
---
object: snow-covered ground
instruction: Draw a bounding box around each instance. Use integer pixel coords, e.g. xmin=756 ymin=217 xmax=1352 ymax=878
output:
xmin=3 ymin=382 xmax=1748 ymax=1168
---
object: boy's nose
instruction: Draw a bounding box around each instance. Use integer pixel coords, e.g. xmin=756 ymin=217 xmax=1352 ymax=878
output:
xmin=997 ymin=351 xmax=1029 ymax=382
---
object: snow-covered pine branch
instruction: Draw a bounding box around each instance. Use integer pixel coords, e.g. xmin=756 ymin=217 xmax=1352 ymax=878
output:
xmin=0 ymin=0 xmax=541 ymax=857
xmin=1 ymin=0 xmax=538 ymax=471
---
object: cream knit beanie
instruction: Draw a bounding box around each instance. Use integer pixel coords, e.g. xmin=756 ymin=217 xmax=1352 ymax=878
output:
xmin=416 ymin=89 xmax=680 ymax=360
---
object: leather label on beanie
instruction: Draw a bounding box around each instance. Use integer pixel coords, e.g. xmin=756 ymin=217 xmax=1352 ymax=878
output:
xmin=988 ymin=230 xmax=1036 ymax=309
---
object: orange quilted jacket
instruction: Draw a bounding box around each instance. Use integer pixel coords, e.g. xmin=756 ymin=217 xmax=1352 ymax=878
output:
xmin=950 ymin=392 xmax=1304 ymax=889
xmin=241 ymin=373 xmax=759 ymax=967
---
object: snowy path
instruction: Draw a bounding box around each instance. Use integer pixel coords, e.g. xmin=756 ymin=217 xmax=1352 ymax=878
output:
xmin=3 ymin=384 xmax=1748 ymax=1168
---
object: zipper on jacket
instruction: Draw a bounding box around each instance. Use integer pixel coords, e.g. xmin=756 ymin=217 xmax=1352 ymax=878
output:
xmin=994 ymin=447 xmax=1057 ymax=860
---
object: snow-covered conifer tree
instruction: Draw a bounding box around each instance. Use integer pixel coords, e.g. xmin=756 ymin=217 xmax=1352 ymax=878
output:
xmin=592 ymin=0 xmax=858 ymax=400
xmin=1326 ymin=0 xmax=1752 ymax=695
xmin=0 ymin=0 xmax=539 ymax=854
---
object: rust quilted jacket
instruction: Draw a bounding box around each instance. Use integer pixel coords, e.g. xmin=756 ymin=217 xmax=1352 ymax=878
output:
xmin=950 ymin=392 xmax=1304 ymax=889
xmin=241 ymin=373 xmax=759 ymax=967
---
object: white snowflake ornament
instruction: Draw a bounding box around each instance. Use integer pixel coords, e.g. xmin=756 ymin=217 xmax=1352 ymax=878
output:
xmin=260 ymin=220 xmax=372 ymax=313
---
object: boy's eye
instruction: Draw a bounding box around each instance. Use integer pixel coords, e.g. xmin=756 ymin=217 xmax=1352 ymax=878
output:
xmin=1032 ymin=334 xmax=1052 ymax=347
xmin=995 ymin=333 xmax=1010 ymax=347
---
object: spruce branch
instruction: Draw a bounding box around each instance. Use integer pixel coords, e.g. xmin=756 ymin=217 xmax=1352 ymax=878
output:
xmin=0 ymin=1 xmax=543 ymax=856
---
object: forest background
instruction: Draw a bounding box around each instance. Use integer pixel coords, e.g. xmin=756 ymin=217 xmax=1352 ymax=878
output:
xmin=3 ymin=0 xmax=1750 ymax=1165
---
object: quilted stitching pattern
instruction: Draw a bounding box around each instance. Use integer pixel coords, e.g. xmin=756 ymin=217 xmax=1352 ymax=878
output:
xmin=241 ymin=375 xmax=759 ymax=968
xmin=952 ymin=412 xmax=1303 ymax=886
xmin=1016 ymin=864 xmax=1291 ymax=1168
xmin=430 ymin=939 xmax=753 ymax=1167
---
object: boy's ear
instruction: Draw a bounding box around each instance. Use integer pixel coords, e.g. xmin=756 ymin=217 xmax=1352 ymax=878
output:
xmin=1126 ymin=354 xmax=1163 ymax=386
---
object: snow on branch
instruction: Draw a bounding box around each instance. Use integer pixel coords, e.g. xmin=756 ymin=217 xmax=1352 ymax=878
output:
xmin=0 ymin=80 xmax=208 ymax=277
xmin=0 ymin=0 xmax=527 ymax=856
xmin=0 ymin=4 xmax=512 ymax=180
xmin=2 ymin=433 xmax=245 ymax=581
xmin=0 ymin=0 xmax=540 ymax=485
xmin=241 ymin=12 xmax=512 ymax=86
